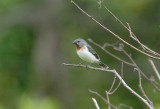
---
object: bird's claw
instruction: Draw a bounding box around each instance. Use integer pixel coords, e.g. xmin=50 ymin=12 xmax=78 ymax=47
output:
xmin=86 ymin=65 xmax=91 ymax=69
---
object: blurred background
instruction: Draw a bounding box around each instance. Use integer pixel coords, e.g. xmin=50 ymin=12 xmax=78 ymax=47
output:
xmin=0 ymin=0 xmax=160 ymax=109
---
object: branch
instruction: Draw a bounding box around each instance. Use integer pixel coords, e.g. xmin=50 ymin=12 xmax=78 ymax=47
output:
xmin=96 ymin=39 xmax=160 ymax=92
xmin=88 ymin=38 xmax=160 ymax=92
xmin=121 ymin=48 xmax=160 ymax=92
xmin=103 ymin=5 xmax=160 ymax=57
xmin=106 ymin=91 xmax=111 ymax=109
xmin=118 ymin=104 xmax=133 ymax=109
xmin=137 ymin=69 xmax=154 ymax=108
xmin=108 ymin=62 xmax=123 ymax=95
xmin=149 ymin=59 xmax=160 ymax=81
xmin=70 ymin=0 xmax=160 ymax=60
xmin=88 ymin=38 xmax=135 ymax=66
xmin=108 ymin=74 xmax=117 ymax=92
xmin=92 ymin=98 xmax=100 ymax=109
xmin=63 ymin=63 xmax=153 ymax=109
xmin=89 ymin=89 xmax=118 ymax=109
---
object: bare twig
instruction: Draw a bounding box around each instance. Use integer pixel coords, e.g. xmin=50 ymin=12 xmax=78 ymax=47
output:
xmin=70 ymin=0 xmax=160 ymax=59
xmin=89 ymin=38 xmax=160 ymax=92
xmin=92 ymin=98 xmax=100 ymax=109
xmin=137 ymin=70 xmax=154 ymax=108
xmin=97 ymin=0 xmax=102 ymax=8
xmin=108 ymin=62 xmax=123 ymax=95
xmin=108 ymin=74 xmax=117 ymax=92
xmin=102 ymin=41 xmax=160 ymax=92
xmin=106 ymin=63 xmax=123 ymax=108
xmin=89 ymin=89 xmax=118 ymax=109
xmin=63 ymin=63 xmax=153 ymax=109
xmin=121 ymin=48 xmax=160 ymax=92
xmin=149 ymin=59 xmax=160 ymax=81
xmin=118 ymin=104 xmax=133 ymax=109
xmin=88 ymin=38 xmax=135 ymax=66
xmin=106 ymin=91 xmax=111 ymax=109
xmin=103 ymin=5 xmax=160 ymax=57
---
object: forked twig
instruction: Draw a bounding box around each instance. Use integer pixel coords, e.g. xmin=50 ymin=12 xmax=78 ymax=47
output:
xmin=108 ymin=62 xmax=123 ymax=95
xmin=88 ymin=38 xmax=134 ymax=66
xmin=70 ymin=0 xmax=160 ymax=59
xmin=63 ymin=63 xmax=153 ymax=109
xmin=137 ymin=70 xmax=154 ymax=108
xmin=89 ymin=89 xmax=118 ymax=109
xmin=103 ymin=5 xmax=160 ymax=57
xmin=89 ymin=39 xmax=160 ymax=92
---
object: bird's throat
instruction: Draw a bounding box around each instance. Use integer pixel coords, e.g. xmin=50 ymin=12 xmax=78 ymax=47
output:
xmin=76 ymin=45 xmax=86 ymax=51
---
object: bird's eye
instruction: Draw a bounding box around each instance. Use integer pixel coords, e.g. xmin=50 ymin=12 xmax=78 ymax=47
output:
xmin=77 ymin=41 xmax=80 ymax=43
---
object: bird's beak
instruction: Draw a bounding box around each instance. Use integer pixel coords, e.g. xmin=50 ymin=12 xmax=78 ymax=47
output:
xmin=73 ymin=41 xmax=76 ymax=44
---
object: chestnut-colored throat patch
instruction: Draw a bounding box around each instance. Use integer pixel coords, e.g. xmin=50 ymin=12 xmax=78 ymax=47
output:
xmin=76 ymin=45 xmax=86 ymax=51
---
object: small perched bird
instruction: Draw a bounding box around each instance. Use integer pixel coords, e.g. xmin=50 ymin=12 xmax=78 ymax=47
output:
xmin=73 ymin=38 xmax=108 ymax=68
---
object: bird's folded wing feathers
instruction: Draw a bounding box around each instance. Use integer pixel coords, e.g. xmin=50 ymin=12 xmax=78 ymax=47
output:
xmin=87 ymin=44 xmax=100 ymax=60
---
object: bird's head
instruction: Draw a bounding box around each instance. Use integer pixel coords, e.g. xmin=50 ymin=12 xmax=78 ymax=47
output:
xmin=73 ymin=38 xmax=87 ymax=47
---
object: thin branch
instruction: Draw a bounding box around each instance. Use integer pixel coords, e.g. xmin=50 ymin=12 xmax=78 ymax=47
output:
xmin=108 ymin=41 xmax=160 ymax=92
xmin=108 ymin=62 xmax=123 ymax=95
xmin=92 ymin=98 xmax=100 ymax=109
xmin=88 ymin=38 xmax=135 ymax=66
xmin=89 ymin=89 xmax=118 ymax=109
xmin=137 ymin=70 xmax=154 ymax=108
xmin=97 ymin=0 xmax=102 ymax=8
xmin=108 ymin=74 xmax=117 ymax=92
xmin=70 ymin=0 xmax=160 ymax=59
xmin=103 ymin=5 xmax=160 ymax=57
xmin=121 ymin=48 xmax=160 ymax=92
xmin=89 ymin=38 xmax=160 ymax=92
xmin=106 ymin=91 xmax=111 ymax=109
xmin=118 ymin=104 xmax=133 ymax=109
xmin=106 ymin=63 xmax=123 ymax=108
xmin=63 ymin=63 xmax=153 ymax=109
xmin=149 ymin=59 xmax=160 ymax=81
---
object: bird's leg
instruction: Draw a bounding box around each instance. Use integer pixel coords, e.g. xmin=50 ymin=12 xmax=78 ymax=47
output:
xmin=78 ymin=61 xmax=85 ymax=66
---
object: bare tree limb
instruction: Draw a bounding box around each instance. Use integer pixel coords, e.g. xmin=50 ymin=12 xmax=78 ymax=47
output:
xmin=108 ymin=74 xmax=117 ymax=92
xmin=88 ymin=38 xmax=135 ymax=66
xmin=92 ymin=98 xmax=100 ymax=109
xmin=103 ymin=5 xmax=160 ymax=57
xmin=89 ymin=89 xmax=118 ymax=109
xmin=88 ymin=38 xmax=160 ymax=92
xmin=121 ymin=48 xmax=160 ymax=92
xmin=70 ymin=0 xmax=160 ymax=60
xmin=137 ymin=70 xmax=154 ymax=108
xmin=92 ymin=38 xmax=160 ymax=92
xmin=149 ymin=59 xmax=160 ymax=81
xmin=118 ymin=104 xmax=133 ymax=109
xmin=106 ymin=91 xmax=111 ymax=109
xmin=108 ymin=62 xmax=123 ymax=95
xmin=63 ymin=63 xmax=153 ymax=109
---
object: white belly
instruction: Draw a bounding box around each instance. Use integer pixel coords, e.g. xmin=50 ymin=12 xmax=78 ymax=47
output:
xmin=77 ymin=47 xmax=99 ymax=63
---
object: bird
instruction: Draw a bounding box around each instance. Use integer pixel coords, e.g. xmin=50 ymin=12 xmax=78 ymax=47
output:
xmin=73 ymin=38 xmax=108 ymax=68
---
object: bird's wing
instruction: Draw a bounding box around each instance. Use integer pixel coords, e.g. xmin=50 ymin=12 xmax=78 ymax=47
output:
xmin=87 ymin=44 xmax=100 ymax=60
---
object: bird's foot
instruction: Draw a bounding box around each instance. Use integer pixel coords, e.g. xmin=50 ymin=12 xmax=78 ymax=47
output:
xmin=77 ymin=61 xmax=85 ymax=67
xmin=86 ymin=65 xmax=91 ymax=69
xmin=77 ymin=63 xmax=82 ymax=67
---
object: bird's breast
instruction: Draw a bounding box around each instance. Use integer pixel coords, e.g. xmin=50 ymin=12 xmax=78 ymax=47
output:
xmin=76 ymin=45 xmax=86 ymax=50
xmin=76 ymin=46 xmax=99 ymax=63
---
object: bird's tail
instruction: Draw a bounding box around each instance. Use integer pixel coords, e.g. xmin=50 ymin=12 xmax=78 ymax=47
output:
xmin=99 ymin=61 xmax=109 ymax=69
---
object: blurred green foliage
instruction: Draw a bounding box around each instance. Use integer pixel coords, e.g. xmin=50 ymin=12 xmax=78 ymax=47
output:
xmin=0 ymin=0 xmax=160 ymax=109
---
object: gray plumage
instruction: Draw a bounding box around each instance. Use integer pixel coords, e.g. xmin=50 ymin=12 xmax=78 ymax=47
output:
xmin=73 ymin=38 xmax=108 ymax=68
xmin=73 ymin=38 xmax=100 ymax=60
